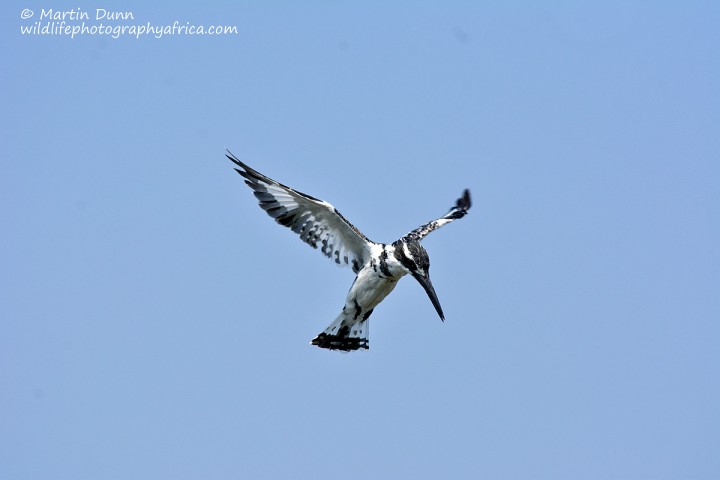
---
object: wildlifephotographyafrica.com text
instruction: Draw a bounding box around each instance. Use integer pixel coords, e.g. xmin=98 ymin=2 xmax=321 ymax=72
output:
xmin=19 ymin=8 xmax=238 ymax=39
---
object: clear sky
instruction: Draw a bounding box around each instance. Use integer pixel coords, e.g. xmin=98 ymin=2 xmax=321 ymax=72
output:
xmin=2 ymin=1 xmax=719 ymax=479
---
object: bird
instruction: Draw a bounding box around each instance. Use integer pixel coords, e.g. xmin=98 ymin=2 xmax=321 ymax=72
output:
xmin=227 ymin=151 xmax=471 ymax=351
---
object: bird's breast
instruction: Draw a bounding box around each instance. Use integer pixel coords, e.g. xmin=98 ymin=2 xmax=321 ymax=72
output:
xmin=351 ymin=267 xmax=401 ymax=310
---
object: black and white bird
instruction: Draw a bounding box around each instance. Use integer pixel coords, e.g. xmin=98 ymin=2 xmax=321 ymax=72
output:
xmin=227 ymin=151 xmax=471 ymax=351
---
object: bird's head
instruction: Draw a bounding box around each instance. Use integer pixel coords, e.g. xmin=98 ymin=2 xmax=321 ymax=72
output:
xmin=393 ymin=237 xmax=445 ymax=321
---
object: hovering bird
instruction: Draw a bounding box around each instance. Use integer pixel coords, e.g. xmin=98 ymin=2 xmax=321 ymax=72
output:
xmin=227 ymin=151 xmax=471 ymax=351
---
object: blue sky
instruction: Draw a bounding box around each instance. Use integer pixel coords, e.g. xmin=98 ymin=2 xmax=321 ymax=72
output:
xmin=2 ymin=1 xmax=719 ymax=479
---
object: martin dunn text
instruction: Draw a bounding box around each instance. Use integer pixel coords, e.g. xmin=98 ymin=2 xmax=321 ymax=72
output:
xmin=40 ymin=8 xmax=135 ymax=21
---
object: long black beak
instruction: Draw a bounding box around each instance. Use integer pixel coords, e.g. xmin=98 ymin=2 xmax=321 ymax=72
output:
xmin=412 ymin=272 xmax=445 ymax=321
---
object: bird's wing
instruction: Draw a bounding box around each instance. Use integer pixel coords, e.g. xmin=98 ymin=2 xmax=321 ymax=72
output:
xmin=227 ymin=151 xmax=373 ymax=273
xmin=404 ymin=189 xmax=472 ymax=241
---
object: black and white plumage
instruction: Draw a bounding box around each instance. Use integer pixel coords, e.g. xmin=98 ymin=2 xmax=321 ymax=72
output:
xmin=227 ymin=151 xmax=471 ymax=351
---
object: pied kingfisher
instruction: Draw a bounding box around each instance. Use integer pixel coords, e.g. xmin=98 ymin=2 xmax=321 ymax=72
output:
xmin=227 ymin=151 xmax=471 ymax=351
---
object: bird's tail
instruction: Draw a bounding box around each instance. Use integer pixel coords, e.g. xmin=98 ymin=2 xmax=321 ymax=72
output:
xmin=311 ymin=310 xmax=371 ymax=351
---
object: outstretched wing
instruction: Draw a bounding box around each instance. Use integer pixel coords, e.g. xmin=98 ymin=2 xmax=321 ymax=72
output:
xmin=404 ymin=189 xmax=472 ymax=241
xmin=227 ymin=151 xmax=373 ymax=273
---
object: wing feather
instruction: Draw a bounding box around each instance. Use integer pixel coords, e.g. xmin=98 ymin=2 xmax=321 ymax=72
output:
xmin=227 ymin=151 xmax=373 ymax=273
xmin=404 ymin=189 xmax=472 ymax=241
